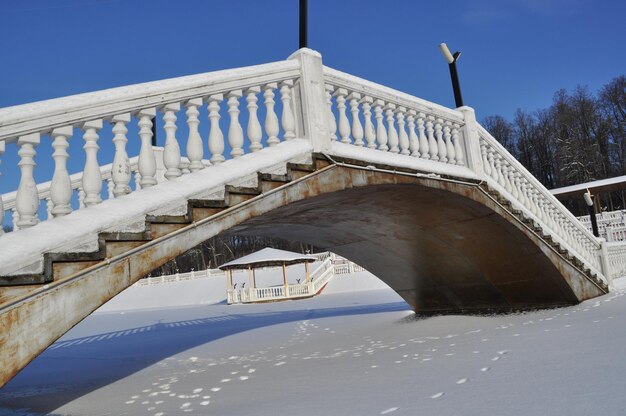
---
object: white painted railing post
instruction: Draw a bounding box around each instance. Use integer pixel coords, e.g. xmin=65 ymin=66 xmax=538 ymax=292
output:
xmin=362 ymin=96 xmax=376 ymax=149
xmin=0 ymin=141 xmax=4 ymax=234
xmin=207 ymin=94 xmax=225 ymax=163
xmin=245 ymin=87 xmax=263 ymax=152
xmin=185 ymin=98 xmax=204 ymax=172
xmin=396 ymin=107 xmax=410 ymax=155
xmin=227 ymin=90 xmax=244 ymax=158
xmin=263 ymin=83 xmax=280 ymax=147
xmin=50 ymin=126 xmax=73 ymax=216
xmin=82 ymin=120 xmax=104 ymax=206
xmin=457 ymin=106 xmax=484 ymax=175
xmin=348 ymin=92 xmax=364 ymax=146
xmin=385 ymin=103 xmax=399 ymax=153
xmin=137 ymin=109 xmax=157 ymax=188
xmin=16 ymin=133 xmax=40 ymax=228
xmin=279 ymin=80 xmax=296 ymax=140
xmin=288 ymin=49 xmax=332 ymax=152
xmin=162 ymin=102 xmax=182 ymax=180
xmin=111 ymin=113 xmax=132 ymax=197
xmin=335 ymin=88 xmax=350 ymax=144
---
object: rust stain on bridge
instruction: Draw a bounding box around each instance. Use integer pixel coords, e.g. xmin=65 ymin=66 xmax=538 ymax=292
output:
xmin=0 ymin=157 xmax=606 ymax=388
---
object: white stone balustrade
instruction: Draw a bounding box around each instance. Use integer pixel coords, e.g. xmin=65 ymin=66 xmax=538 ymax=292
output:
xmin=0 ymin=49 xmax=610 ymax=289
xmin=323 ymin=67 xmax=466 ymax=168
xmin=478 ymin=128 xmax=603 ymax=275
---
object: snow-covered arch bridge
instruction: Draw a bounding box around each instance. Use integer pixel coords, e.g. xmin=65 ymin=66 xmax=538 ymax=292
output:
xmin=0 ymin=49 xmax=613 ymax=387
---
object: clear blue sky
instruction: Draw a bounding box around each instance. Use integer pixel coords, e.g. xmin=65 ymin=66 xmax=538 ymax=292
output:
xmin=1 ymin=0 xmax=624 ymax=121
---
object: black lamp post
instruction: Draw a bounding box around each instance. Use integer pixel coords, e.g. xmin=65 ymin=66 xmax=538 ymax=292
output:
xmin=299 ymin=0 xmax=307 ymax=48
xmin=584 ymin=189 xmax=600 ymax=237
xmin=439 ymin=43 xmax=464 ymax=108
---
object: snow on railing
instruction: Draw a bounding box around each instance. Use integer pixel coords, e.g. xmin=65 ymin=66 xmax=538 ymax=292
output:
xmin=0 ymin=58 xmax=301 ymax=234
xmin=477 ymin=126 xmax=603 ymax=277
xmin=322 ymin=66 xmax=467 ymax=166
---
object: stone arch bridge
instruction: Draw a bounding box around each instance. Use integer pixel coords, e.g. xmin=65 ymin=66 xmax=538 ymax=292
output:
xmin=0 ymin=49 xmax=613 ymax=387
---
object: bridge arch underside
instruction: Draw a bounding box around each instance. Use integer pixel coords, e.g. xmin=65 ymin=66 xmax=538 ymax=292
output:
xmin=225 ymin=172 xmax=603 ymax=313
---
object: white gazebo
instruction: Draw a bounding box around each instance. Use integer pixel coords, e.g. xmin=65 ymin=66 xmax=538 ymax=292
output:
xmin=219 ymin=248 xmax=332 ymax=304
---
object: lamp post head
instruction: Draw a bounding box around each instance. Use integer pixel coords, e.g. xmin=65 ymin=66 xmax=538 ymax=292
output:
xmin=583 ymin=189 xmax=594 ymax=207
xmin=439 ymin=43 xmax=455 ymax=64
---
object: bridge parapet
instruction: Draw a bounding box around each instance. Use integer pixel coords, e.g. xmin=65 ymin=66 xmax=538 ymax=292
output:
xmin=0 ymin=48 xmax=609 ymax=286
xmin=476 ymin=124 xmax=604 ymax=280
xmin=0 ymin=59 xmax=303 ymax=233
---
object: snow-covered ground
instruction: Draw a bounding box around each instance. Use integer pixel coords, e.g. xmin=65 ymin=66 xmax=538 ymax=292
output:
xmin=1 ymin=272 xmax=626 ymax=416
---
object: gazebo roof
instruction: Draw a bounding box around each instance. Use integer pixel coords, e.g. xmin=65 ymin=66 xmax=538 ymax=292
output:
xmin=218 ymin=248 xmax=317 ymax=270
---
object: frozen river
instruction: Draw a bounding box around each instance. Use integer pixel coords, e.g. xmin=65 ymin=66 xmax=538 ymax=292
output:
xmin=1 ymin=272 xmax=626 ymax=415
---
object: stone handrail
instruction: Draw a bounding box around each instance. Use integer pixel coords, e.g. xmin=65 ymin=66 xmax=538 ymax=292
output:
xmin=477 ymin=125 xmax=603 ymax=277
xmin=322 ymin=66 xmax=467 ymax=167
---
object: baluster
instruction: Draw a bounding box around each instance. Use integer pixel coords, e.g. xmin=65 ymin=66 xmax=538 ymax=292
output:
xmin=417 ymin=113 xmax=429 ymax=158
xmin=435 ymin=119 xmax=446 ymax=162
xmin=11 ymin=207 xmax=19 ymax=231
xmin=107 ymin=178 xmax=114 ymax=199
xmin=325 ymin=84 xmax=338 ymax=141
xmin=513 ymin=172 xmax=525 ymax=205
xmin=452 ymin=123 xmax=464 ymax=166
xmin=407 ymin=110 xmax=419 ymax=157
xmin=78 ymin=188 xmax=86 ymax=209
xmin=0 ymin=141 xmax=3 ymax=234
xmin=207 ymin=94 xmax=225 ymax=163
xmin=502 ymin=157 xmax=513 ymax=194
xmin=227 ymin=90 xmax=244 ymax=158
xmin=385 ymin=103 xmax=399 ymax=153
xmin=245 ymin=87 xmax=263 ymax=152
xmin=264 ymin=83 xmax=280 ymax=147
xmin=444 ymin=122 xmax=455 ymax=164
xmin=82 ymin=120 xmax=103 ymax=206
xmin=137 ymin=109 xmax=157 ymax=188
xmin=16 ymin=133 xmax=40 ymax=228
xmin=495 ymin=155 xmax=507 ymax=188
xmin=162 ymin=103 xmax=182 ymax=179
xmin=46 ymin=197 xmax=53 ymax=219
xmin=362 ymin=96 xmax=376 ymax=149
xmin=374 ymin=100 xmax=388 ymax=151
xmin=133 ymin=171 xmax=141 ymax=191
xmin=487 ymin=149 xmax=498 ymax=182
xmin=520 ymin=180 xmax=532 ymax=214
xmin=279 ymin=80 xmax=296 ymax=140
xmin=111 ymin=114 xmax=132 ymax=196
xmin=348 ymin=92 xmax=364 ymax=146
xmin=397 ymin=107 xmax=410 ymax=155
xmin=334 ymin=88 xmax=350 ymax=144
xmin=50 ymin=126 xmax=73 ymax=216
xmin=426 ymin=116 xmax=437 ymax=160
xmin=185 ymin=98 xmax=204 ymax=172
xmin=508 ymin=168 xmax=519 ymax=199
xmin=480 ymin=142 xmax=491 ymax=176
